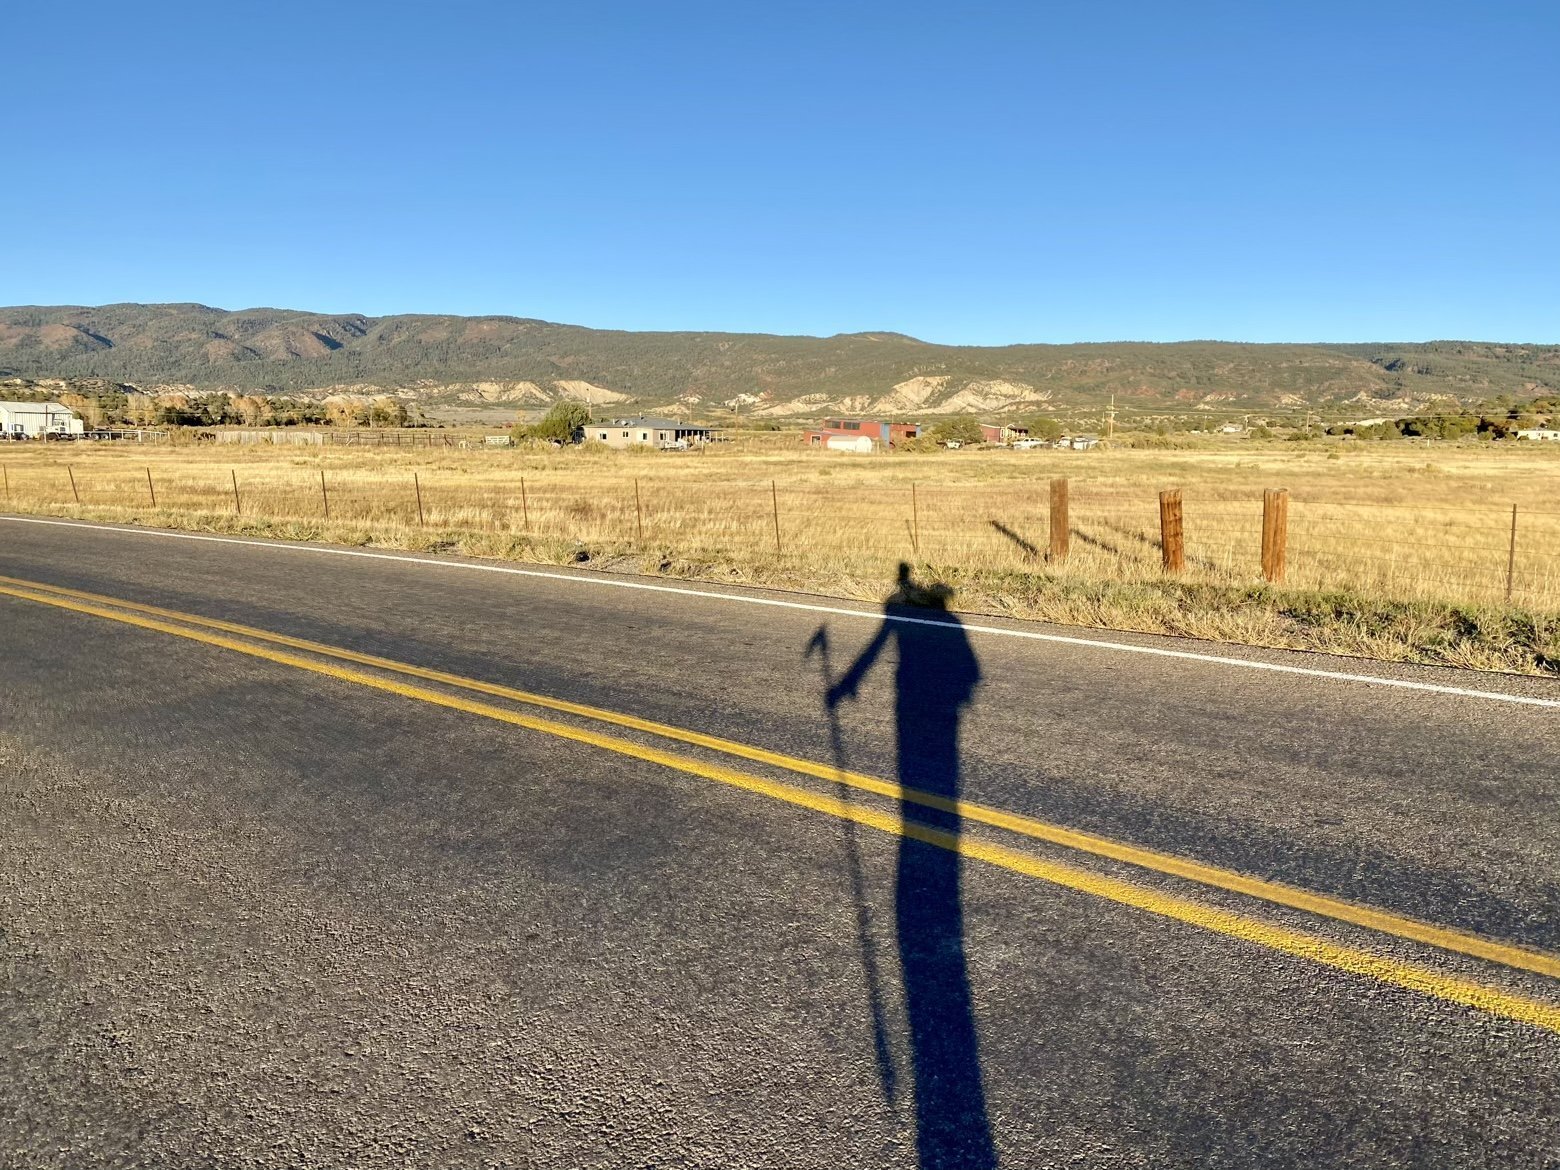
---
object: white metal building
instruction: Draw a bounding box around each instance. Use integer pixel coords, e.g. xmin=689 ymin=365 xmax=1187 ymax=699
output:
xmin=1516 ymin=428 xmax=1560 ymax=441
xmin=0 ymin=401 xmax=85 ymax=439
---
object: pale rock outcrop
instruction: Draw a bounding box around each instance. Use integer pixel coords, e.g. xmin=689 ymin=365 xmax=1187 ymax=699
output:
xmin=754 ymin=393 xmax=837 ymax=417
xmin=454 ymin=381 xmax=550 ymax=404
xmin=871 ymin=376 xmax=951 ymax=413
xmin=552 ymin=380 xmax=630 ymax=405
xmin=916 ymin=379 xmax=1052 ymax=415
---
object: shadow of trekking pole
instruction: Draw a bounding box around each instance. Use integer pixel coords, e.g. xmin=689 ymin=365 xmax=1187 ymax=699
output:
xmin=806 ymin=625 xmax=900 ymax=1111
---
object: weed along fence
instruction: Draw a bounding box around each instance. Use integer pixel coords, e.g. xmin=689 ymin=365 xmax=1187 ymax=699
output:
xmin=4 ymin=459 xmax=1560 ymax=611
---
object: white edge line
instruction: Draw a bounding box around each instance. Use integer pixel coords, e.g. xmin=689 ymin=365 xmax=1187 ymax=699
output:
xmin=4 ymin=513 xmax=1558 ymax=709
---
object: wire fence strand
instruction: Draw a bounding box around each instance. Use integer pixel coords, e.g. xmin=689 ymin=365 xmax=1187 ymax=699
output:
xmin=4 ymin=459 xmax=1559 ymax=611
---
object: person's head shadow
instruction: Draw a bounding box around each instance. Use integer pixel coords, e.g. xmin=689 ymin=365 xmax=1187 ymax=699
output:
xmin=885 ymin=560 xmax=957 ymax=611
xmin=818 ymin=563 xmax=996 ymax=1168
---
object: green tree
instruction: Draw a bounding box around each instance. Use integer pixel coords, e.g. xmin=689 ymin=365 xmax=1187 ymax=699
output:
xmin=1025 ymin=416 xmax=1063 ymax=441
xmin=931 ymin=416 xmax=985 ymax=445
xmin=524 ymin=401 xmax=592 ymax=443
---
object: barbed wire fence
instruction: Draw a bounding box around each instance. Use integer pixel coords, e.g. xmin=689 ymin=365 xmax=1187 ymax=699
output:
xmin=4 ymin=461 xmax=1559 ymax=611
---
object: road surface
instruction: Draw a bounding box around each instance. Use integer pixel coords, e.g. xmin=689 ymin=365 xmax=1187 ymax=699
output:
xmin=2 ymin=516 xmax=1557 ymax=1168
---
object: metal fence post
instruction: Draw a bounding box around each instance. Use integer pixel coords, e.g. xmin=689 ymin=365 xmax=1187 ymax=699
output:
xmin=1506 ymin=504 xmax=1518 ymax=602
xmin=146 ymin=466 xmax=157 ymax=507
xmin=319 ymin=468 xmax=330 ymax=519
xmin=771 ymin=480 xmax=783 ymax=554
xmin=231 ymin=469 xmax=242 ymax=515
xmin=67 ymin=465 xmax=81 ymax=505
xmin=414 ymin=473 xmax=425 ymax=527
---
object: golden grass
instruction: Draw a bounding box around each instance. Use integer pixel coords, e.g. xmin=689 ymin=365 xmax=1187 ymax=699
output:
xmin=4 ymin=435 xmax=1559 ymax=673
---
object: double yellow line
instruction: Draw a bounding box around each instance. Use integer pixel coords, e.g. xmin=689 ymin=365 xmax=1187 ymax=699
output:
xmin=2 ymin=571 xmax=1557 ymax=1033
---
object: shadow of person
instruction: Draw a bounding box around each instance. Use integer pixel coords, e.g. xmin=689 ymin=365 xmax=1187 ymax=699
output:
xmin=827 ymin=563 xmax=996 ymax=1169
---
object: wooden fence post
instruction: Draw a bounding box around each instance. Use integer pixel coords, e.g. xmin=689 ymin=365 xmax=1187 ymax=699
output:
xmin=413 ymin=473 xmax=425 ymax=527
xmin=68 ymin=465 xmax=81 ymax=505
xmin=1261 ymin=488 xmax=1289 ymax=583
xmin=1506 ymin=504 xmax=1518 ymax=602
xmin=1049 ymin=477 xmax=1070 ymax=561
xmin=231 ymin=469 xmax=242 ymax=515
xmin=319 ymin=468 xmax=330 ymax=519
xmin=633 ymin=478 xmax=644 ymax=541
xmin=520 ymin=476 xmax=530 ymax=530
xmin=1159 ymin=489 xmax=1184 ymax=573
xmin=146 ymin=466 xmax=157 ymax=507
xmin=771 ymin=480 xmax=783 ymax=554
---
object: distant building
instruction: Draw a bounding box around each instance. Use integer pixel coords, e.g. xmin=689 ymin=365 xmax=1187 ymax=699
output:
xmin=803 ymin=418 xmax=920 ymax=450
xmin=584 ymin=416 xmax=713 ymax=450
xmin=1516 ymin=428 xmax=1560 ymax=441
xmin=1056 ymin=434 xmax=1101 ymax=450
xmin=0 ymin=401 xmax=84 ymax=439
xmin=979 ymin=422 xmax=1029 ymax=444
xmin=822 ymin=433 xmax=877 ymax=453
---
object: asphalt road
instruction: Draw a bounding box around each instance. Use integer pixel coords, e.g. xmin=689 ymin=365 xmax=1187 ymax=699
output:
xmin=2 ymin=515 xmax=1557 ymax=1169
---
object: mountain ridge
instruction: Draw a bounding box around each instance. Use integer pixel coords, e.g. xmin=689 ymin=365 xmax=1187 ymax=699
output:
xmin=2 ymin=303 xmax=1557 ymax=418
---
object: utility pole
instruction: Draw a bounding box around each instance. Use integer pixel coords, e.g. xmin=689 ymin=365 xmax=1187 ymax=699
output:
xmin=1105 ymin=394 xmax=1117 ymax=444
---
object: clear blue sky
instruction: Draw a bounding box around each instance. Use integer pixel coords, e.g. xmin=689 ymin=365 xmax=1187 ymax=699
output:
xmin=5 ymin=1 xmax=1556 ymax=345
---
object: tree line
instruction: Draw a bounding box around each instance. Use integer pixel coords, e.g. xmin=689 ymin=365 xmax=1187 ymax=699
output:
xmin=1 ymin=384 xmax=417 ymax=428
xmin=1325 ymin=396 xmax=1557 ymax=441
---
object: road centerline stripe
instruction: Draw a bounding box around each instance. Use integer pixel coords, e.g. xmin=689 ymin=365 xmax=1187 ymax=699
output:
xmin=1 ymin=578 xmax=1557 ymax=1034
xmin=2 ymin=570 xmax=1557 ymax=983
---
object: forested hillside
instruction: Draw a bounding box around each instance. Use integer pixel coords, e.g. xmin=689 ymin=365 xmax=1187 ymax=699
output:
xmin=2 ymin=303 xmax=1557 ymax=418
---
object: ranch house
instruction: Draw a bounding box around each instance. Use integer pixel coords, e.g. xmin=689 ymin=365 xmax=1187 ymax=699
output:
xmin=585 ymin=417 xmax=713 ymax=450
xmin=979 ymin=422 xmax=1029 ymax=444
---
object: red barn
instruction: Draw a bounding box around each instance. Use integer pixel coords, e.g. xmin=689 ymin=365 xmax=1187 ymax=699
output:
xmin=804 ymin=418 xmax=921 ymax=449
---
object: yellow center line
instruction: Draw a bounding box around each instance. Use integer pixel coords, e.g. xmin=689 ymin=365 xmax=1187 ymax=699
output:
xmin=2 ymin=581 xmax=1558 ymax=1034
xmin=2 ymin=572 xmax=1556 ymax=985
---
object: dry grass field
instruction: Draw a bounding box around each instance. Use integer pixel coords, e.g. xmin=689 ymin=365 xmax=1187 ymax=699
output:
xmin=4 ymin=432 xmax=1559 ymax=672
